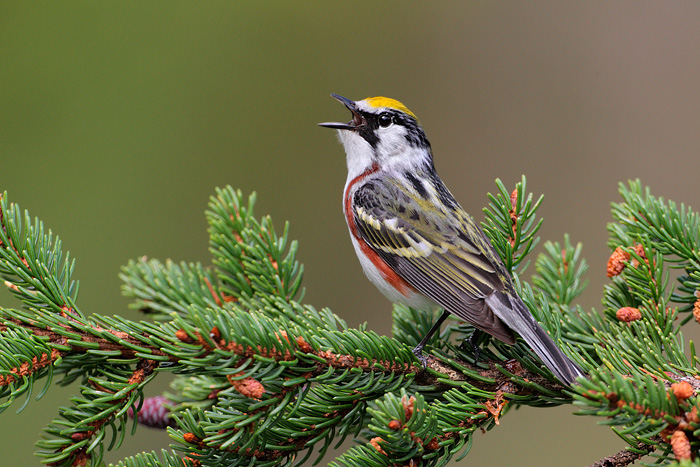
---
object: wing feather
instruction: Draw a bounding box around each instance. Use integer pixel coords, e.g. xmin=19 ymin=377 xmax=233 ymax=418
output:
xmin=352 ymin=179 xmax=515 ymax=343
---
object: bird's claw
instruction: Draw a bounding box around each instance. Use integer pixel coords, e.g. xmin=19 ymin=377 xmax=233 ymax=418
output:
xmin=464 ymin=329 xmax=483 ymax=365
xmin=412 ymin=347 xmax=430 ymax=368
xmin=470 ymin=342 xmax=481 ymax=365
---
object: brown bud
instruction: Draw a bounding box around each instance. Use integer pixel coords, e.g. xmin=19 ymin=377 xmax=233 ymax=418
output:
xmin=183 ymin=432 xmax=199 ymax=444
xmin=71 ymin=432 xmax=90 ymax=442
xmin=630 ymin=243 xmax=648 ymax=268
xmin=426 ymin=437 xmax=440 ymax=451
xmin=275 ymin=330 xmax=290 ymax=345
xmin=369 ymin=437 xmax=387 ymax=455
xmin=210 ymin=327 xmax=221 ymax=340
xmin=607 ymin=247 xmax=630 ymax=277
xmin=175 ymin=329 xmax=191 ymax=342
xmin=73 ymin=451 xmax=90 ymax=467
xmin=296 ymin=336 xmax=312 ymax=353
xmin=401 ymin=395 xmax=415 ymax=420
xmin=670 ymin=430 xmax=691 ymax=460
xmin=671 ymin=381 xmax=694 ymax=401
xmin=693 ymin=298 xmax=700 ymax=324
xmin=616 ymin=307 xmax=641 ymax=322
xmin=509 ymin=188 xmax=518 ymax=212
xmin=388 ymin=420 xmax=401 ymax=430
xmin=228 ymin=373 xmax=265 ymax=399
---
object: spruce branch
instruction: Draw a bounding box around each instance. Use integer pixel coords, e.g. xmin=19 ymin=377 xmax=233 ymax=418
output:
xmin=2 ymin=179 xmax=700 ymax=465
xmin=588 ymin=437 xmax=661 ymax=467
xmin=482 ymin=175 xmax=543 ymax=273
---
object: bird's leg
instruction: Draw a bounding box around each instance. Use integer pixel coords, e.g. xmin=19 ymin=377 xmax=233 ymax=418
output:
xmin=412 ymin=310 xmax=450 ymax=367
xmin=466 ymin=329 xmax=483 ymax=364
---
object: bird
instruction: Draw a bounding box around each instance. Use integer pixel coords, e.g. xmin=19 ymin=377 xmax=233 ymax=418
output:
xmin=319 ymin=94 xmax=584 ymax=386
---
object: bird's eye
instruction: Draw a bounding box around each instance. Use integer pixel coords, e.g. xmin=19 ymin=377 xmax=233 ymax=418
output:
xmin=378 ymin=113 xmax=393 ymax=128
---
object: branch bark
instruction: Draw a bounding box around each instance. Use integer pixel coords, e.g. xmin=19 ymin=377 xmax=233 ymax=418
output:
xmin=587 ymin=437 xmax=660 ymax=467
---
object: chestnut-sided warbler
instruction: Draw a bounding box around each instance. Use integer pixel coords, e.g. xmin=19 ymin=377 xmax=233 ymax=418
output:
xmin=319 ymin=94 xmax=584 ymax=385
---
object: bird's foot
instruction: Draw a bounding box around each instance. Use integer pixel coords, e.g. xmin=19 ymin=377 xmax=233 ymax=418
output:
xmin=462 ymin=329 xmax=483 ymax=365
xmin=412 ymin=346 xmax=430 ymax=368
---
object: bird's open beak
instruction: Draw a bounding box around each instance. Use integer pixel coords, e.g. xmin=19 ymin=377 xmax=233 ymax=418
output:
xmin=318 ymin=94 xmax=365 ymax=130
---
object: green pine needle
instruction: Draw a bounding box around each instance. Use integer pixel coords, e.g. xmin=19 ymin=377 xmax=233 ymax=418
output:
xmin=1 ymin=179 xmax=700 ymax=465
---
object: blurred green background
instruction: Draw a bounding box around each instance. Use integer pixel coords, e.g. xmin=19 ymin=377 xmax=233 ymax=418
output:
xmin=3 ymin=2 xmax=700 ymax=465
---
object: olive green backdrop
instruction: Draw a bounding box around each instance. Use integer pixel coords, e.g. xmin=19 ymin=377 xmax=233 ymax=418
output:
xmin=3 ymin=2 xmax=700 ymax=465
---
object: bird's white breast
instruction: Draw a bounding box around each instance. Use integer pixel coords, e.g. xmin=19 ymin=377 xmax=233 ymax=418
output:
xmin=346 ymin=230 xmax=437 ymax=311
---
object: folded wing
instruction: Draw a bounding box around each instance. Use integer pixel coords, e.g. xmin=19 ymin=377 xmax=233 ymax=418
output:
xmin=352 ymin=180 xmax=515 ymax=344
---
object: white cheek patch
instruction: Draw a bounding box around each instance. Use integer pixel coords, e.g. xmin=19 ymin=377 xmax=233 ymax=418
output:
xmin=376 ymin=127 xmax=408 ymax=158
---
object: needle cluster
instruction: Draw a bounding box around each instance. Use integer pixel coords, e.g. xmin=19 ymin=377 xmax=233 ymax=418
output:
xmin=0 ymin=178 xmax=699 ymax=466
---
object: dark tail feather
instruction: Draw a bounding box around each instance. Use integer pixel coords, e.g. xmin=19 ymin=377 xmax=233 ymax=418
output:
xmin=486 ymin=293 xmax=585 ymax=386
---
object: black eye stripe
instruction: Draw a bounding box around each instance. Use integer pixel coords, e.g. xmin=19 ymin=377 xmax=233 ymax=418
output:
xmin=357 ymin=109 xmax=431 ymax=150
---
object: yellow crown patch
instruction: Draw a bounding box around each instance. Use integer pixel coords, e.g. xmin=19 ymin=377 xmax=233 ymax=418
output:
xmin=364 ymin=96 xmax=417 ymax=120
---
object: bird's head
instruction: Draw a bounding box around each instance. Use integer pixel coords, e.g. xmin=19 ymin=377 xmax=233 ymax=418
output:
xmin=320 ymin=94 xmax=432 ymax=178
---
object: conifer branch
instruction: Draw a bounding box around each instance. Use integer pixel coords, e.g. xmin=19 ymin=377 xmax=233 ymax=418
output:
xmin=0 ymin=317 xmax=174 ymax=363
xmin=2 ymin=180 xmax=700 ymax=466
xmin=588 ymin=437 xmax=661 ymax=467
